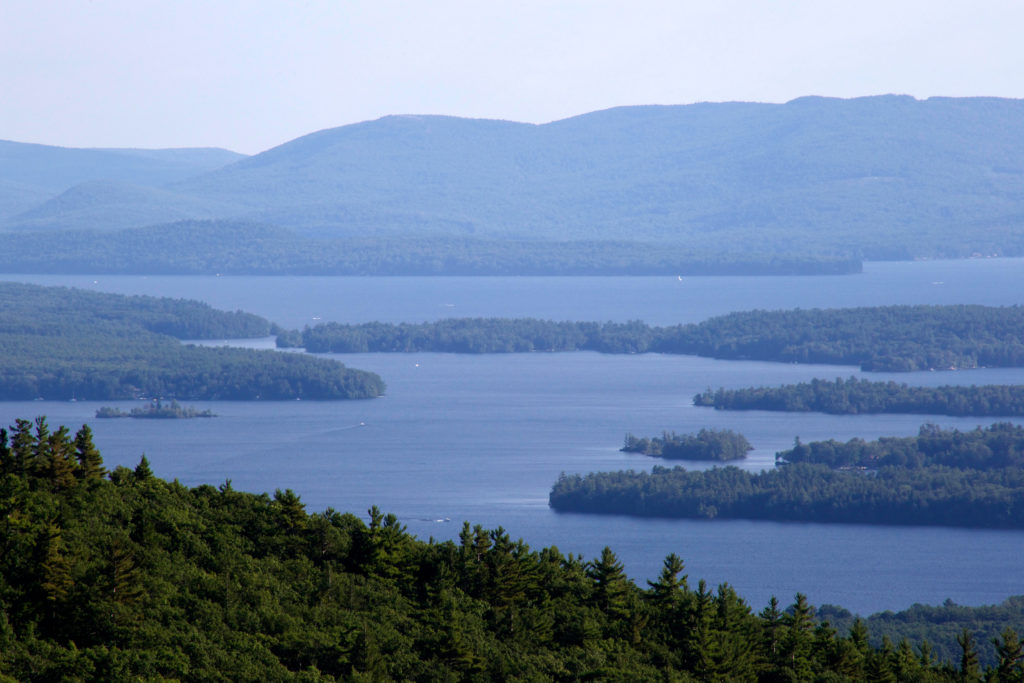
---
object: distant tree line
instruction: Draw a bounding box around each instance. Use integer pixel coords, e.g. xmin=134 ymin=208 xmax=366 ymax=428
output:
xmin=282 ymin=305 xmax=1024 ymax=373
xmin=550 ymin=423 xmax=1024 ymax=529
xmin=694 ymin=377 xmax=1024 ymax=417
xmin=0 ymin=220 xmax=863 ymax=276
xmin=819 ymin=596 xmax=1024 ymax=672
xmin=622 ymin=428 xmax=753 ymax=461
xmin=0 ymin=282 xmax=384 ymax=400
xmin=2 ymin=416 xmax=1020 ymax=680
xmin=95 ymin=400 xmax=215 ymax=419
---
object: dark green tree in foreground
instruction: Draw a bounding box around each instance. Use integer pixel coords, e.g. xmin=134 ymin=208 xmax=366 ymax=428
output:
xmin=0 ymin=416 xmax=1019 ymax=681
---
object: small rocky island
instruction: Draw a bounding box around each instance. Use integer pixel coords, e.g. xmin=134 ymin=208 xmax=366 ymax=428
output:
xmin=96 ymin=399 xmax=216 ymax=419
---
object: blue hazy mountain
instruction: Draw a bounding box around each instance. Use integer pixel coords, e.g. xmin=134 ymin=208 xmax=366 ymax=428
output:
xmin=3 ymin=96 xmax=1024 ymax=265
xmin=0 ymin=140 xmax=244 ymax=221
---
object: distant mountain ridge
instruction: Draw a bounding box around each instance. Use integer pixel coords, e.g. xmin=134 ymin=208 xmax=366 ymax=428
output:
xmin=2 ymin=96 xmax=1024 ymax=273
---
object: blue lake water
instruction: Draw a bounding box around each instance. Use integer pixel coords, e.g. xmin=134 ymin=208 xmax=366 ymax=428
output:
xmin=2 ymin=259 xmax=1024 ymax=616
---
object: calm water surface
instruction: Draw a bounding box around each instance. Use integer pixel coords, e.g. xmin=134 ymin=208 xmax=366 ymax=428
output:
xmin=2 ymin=260 xmax=1024 ymax=615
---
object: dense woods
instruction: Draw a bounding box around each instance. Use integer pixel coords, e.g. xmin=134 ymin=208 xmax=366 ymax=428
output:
xmin=659 ymin=305 xmax=1024 ymax=372
xmin=95 ymin=400 xmax=215 ymax=419
xmin=2 ymin=417 xmax=1021 ymax=681
xmin=0 ymin=282 xmax=384 ymax=400
xmin=0 ymin=221 xmax=862 ymax=276
xmin=695 ymin=377 xmax=1024 ymax=416
xmin=550 ymin=423 xmax=1024 ymax=529
xmin=282 ymin=305 xmax=1024 ymax=373
xmin=622 ymin=429 xmax=753 ymax=461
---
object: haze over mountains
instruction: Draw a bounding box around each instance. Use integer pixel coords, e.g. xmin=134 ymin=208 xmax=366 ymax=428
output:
xmin=2 ymin=95 xmax=1023 ymax=274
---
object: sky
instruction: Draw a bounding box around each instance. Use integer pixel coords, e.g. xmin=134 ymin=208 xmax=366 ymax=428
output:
xmin=2 ymin=0 xmax=1022 ymax=154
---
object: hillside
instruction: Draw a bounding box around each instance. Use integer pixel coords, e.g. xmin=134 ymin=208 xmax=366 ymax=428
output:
xmin=0 ymin=139 xmax=243 ymax=220
xmin=4 ymin=96 xmax=1024 ymax=273
xmin=0 ymin=282 xmax=384 ymax=400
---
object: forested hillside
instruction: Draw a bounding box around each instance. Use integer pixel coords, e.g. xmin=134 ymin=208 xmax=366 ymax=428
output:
xmin=279 ymin=306 xmax=1024 ymax=373
xmin=2 ymin=417 xmax=1020 ymax=680
xmin=0 ymin=282 xmax=384 ymax=400
xmin=4 ymin=97 xmax=1024 ymax=274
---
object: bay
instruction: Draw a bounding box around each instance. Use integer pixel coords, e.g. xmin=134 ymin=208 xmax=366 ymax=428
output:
xmin=2 ymin=259 xmax=1024 ymax=616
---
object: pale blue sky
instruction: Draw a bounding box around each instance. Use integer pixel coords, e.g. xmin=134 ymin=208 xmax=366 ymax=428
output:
xmin=2 ymin=0 xmax=1022 ymax=154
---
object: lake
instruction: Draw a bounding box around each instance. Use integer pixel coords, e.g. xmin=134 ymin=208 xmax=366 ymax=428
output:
xmin=3 ymin=258 xmax=1024 ymax=616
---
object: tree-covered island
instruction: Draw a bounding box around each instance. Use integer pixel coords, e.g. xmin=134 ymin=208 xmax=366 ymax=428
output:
xmin=95 ymin=400 xmax=215 ymax=419
xmin=281 ymin=304 xmax=1024 ymax=372
xmin=695 ymin=377 xmax=1024 ymax=417
xmin=622 ymin=428 xmax=753 ymax=461
xmin=551 ymin=423 xmax=1024 ymax=529
xmin=2 ymin=416 xmax=1022 ymax=680
xmin=0 ymin=282 xmax=384 ymax=400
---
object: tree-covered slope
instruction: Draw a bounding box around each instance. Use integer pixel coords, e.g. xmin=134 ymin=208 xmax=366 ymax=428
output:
xmin=0 ymin=282 xmax=384 ymax=400
xmin=2 ymin=418 xmax=1020 ymax=680
xmin=0 ymin=139 xmax=243 ymax=221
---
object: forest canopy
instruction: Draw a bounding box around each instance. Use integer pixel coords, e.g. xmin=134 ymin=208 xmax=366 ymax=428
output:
xmin=282 ymin=305 xmax=1024 ymax=373
xmin=694 ymin=377 xmax=1024 ymax=417
xmin=0 ymin=282 xmax=384 ymax=400
xmin=2 ymin=416 xmax=1021 ymax=680
xmin=621 ymin=428 xmax=753 ymax=461
xmin=550 ymin=423 xmax=1024 ymax=529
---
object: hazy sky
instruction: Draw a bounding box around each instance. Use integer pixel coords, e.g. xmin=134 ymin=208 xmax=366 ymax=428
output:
xmin=2 ymin=0 xmax=1022 ymax=154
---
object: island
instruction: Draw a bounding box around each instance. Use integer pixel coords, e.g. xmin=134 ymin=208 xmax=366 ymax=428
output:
xmin=95 ymin=400 xmax=216 ymax=419
xmin=0 ymin=282 xmax=385 ymax=401
xmin=279 ymin=304 xmax=1024 ymax=373
xmin=550 ymin=423 xmax=1024 ymax=529
xmin=694 ymin=377 xmax=1024 ymax=417
xmin=621 ymin=428 xmax=752 ymax=461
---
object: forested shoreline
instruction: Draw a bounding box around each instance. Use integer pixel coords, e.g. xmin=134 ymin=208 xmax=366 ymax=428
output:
xmin=0 ymin=222 xmax=863 ymax=277
xmin=0 ymin=282 xmax=384 ymax=400
xmin=279 ymin=305 xmax=1024 ymax=373
xmin=695 ymin=377 xmax=1024 ymax=416
xmin=2 ymin=417 xmax=1021 ymax=680
xmin=550 ymin=424 xmax=1024 ymax=529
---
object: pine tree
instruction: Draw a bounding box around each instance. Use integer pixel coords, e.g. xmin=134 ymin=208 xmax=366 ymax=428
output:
xmin=994 ymin=628 xmax=1024 ymax=682
xmin=0 ymin=428 xmax=10 ymax=476
xmin=9 ymin=418 xmax=35 ymax=477
xmin=47 ymin=426 xmax=78 ymax=491
xmin=134 ymin=455 xmax=153 ymax=481
xmin=586 ymin=546 xmax=630 ymax=624
xmin=74 ymin=424 xmax=106 ymax=480
xmin=40 ymin=525 xmax=73 ymax=605
xmin=779 ymin=593 xmax=815 ymax=681
xmin=957 ymin=628 xmax=981 ymax=682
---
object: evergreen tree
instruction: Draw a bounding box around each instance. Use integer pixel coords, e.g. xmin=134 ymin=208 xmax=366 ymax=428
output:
xmin=958 ymin=628 xmax=982 ymax=682
xmin=586 ymin=546 xmax=631 ymax=629
xmin=133 ymin=455 xmax=153 ymax=481
xmin=47 ymin=426 xmax=78 ymax=491
xmin=994 ymin=628 xmax=1024 ymax=682
xmin=74 ymin=424 xmax=106 ymax=480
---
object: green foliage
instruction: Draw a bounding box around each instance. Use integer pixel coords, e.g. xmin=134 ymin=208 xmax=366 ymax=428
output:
xmin=696 ymin=377 xmax=1024 ymax=417
xmin=622 ymin=428 xmax=753 ymax=461
xmin=551 ymin=423 xmax=1024 ymax=528
xmin=283 ymin=305 xmax=1024 ymax=376
xmin=0 ymin=282 xmax=384 ymax=400
xmin=0 ymin=416 xmax=1004 ymax=681
xmin=0 ymin=221 xmax=863 ymax=276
